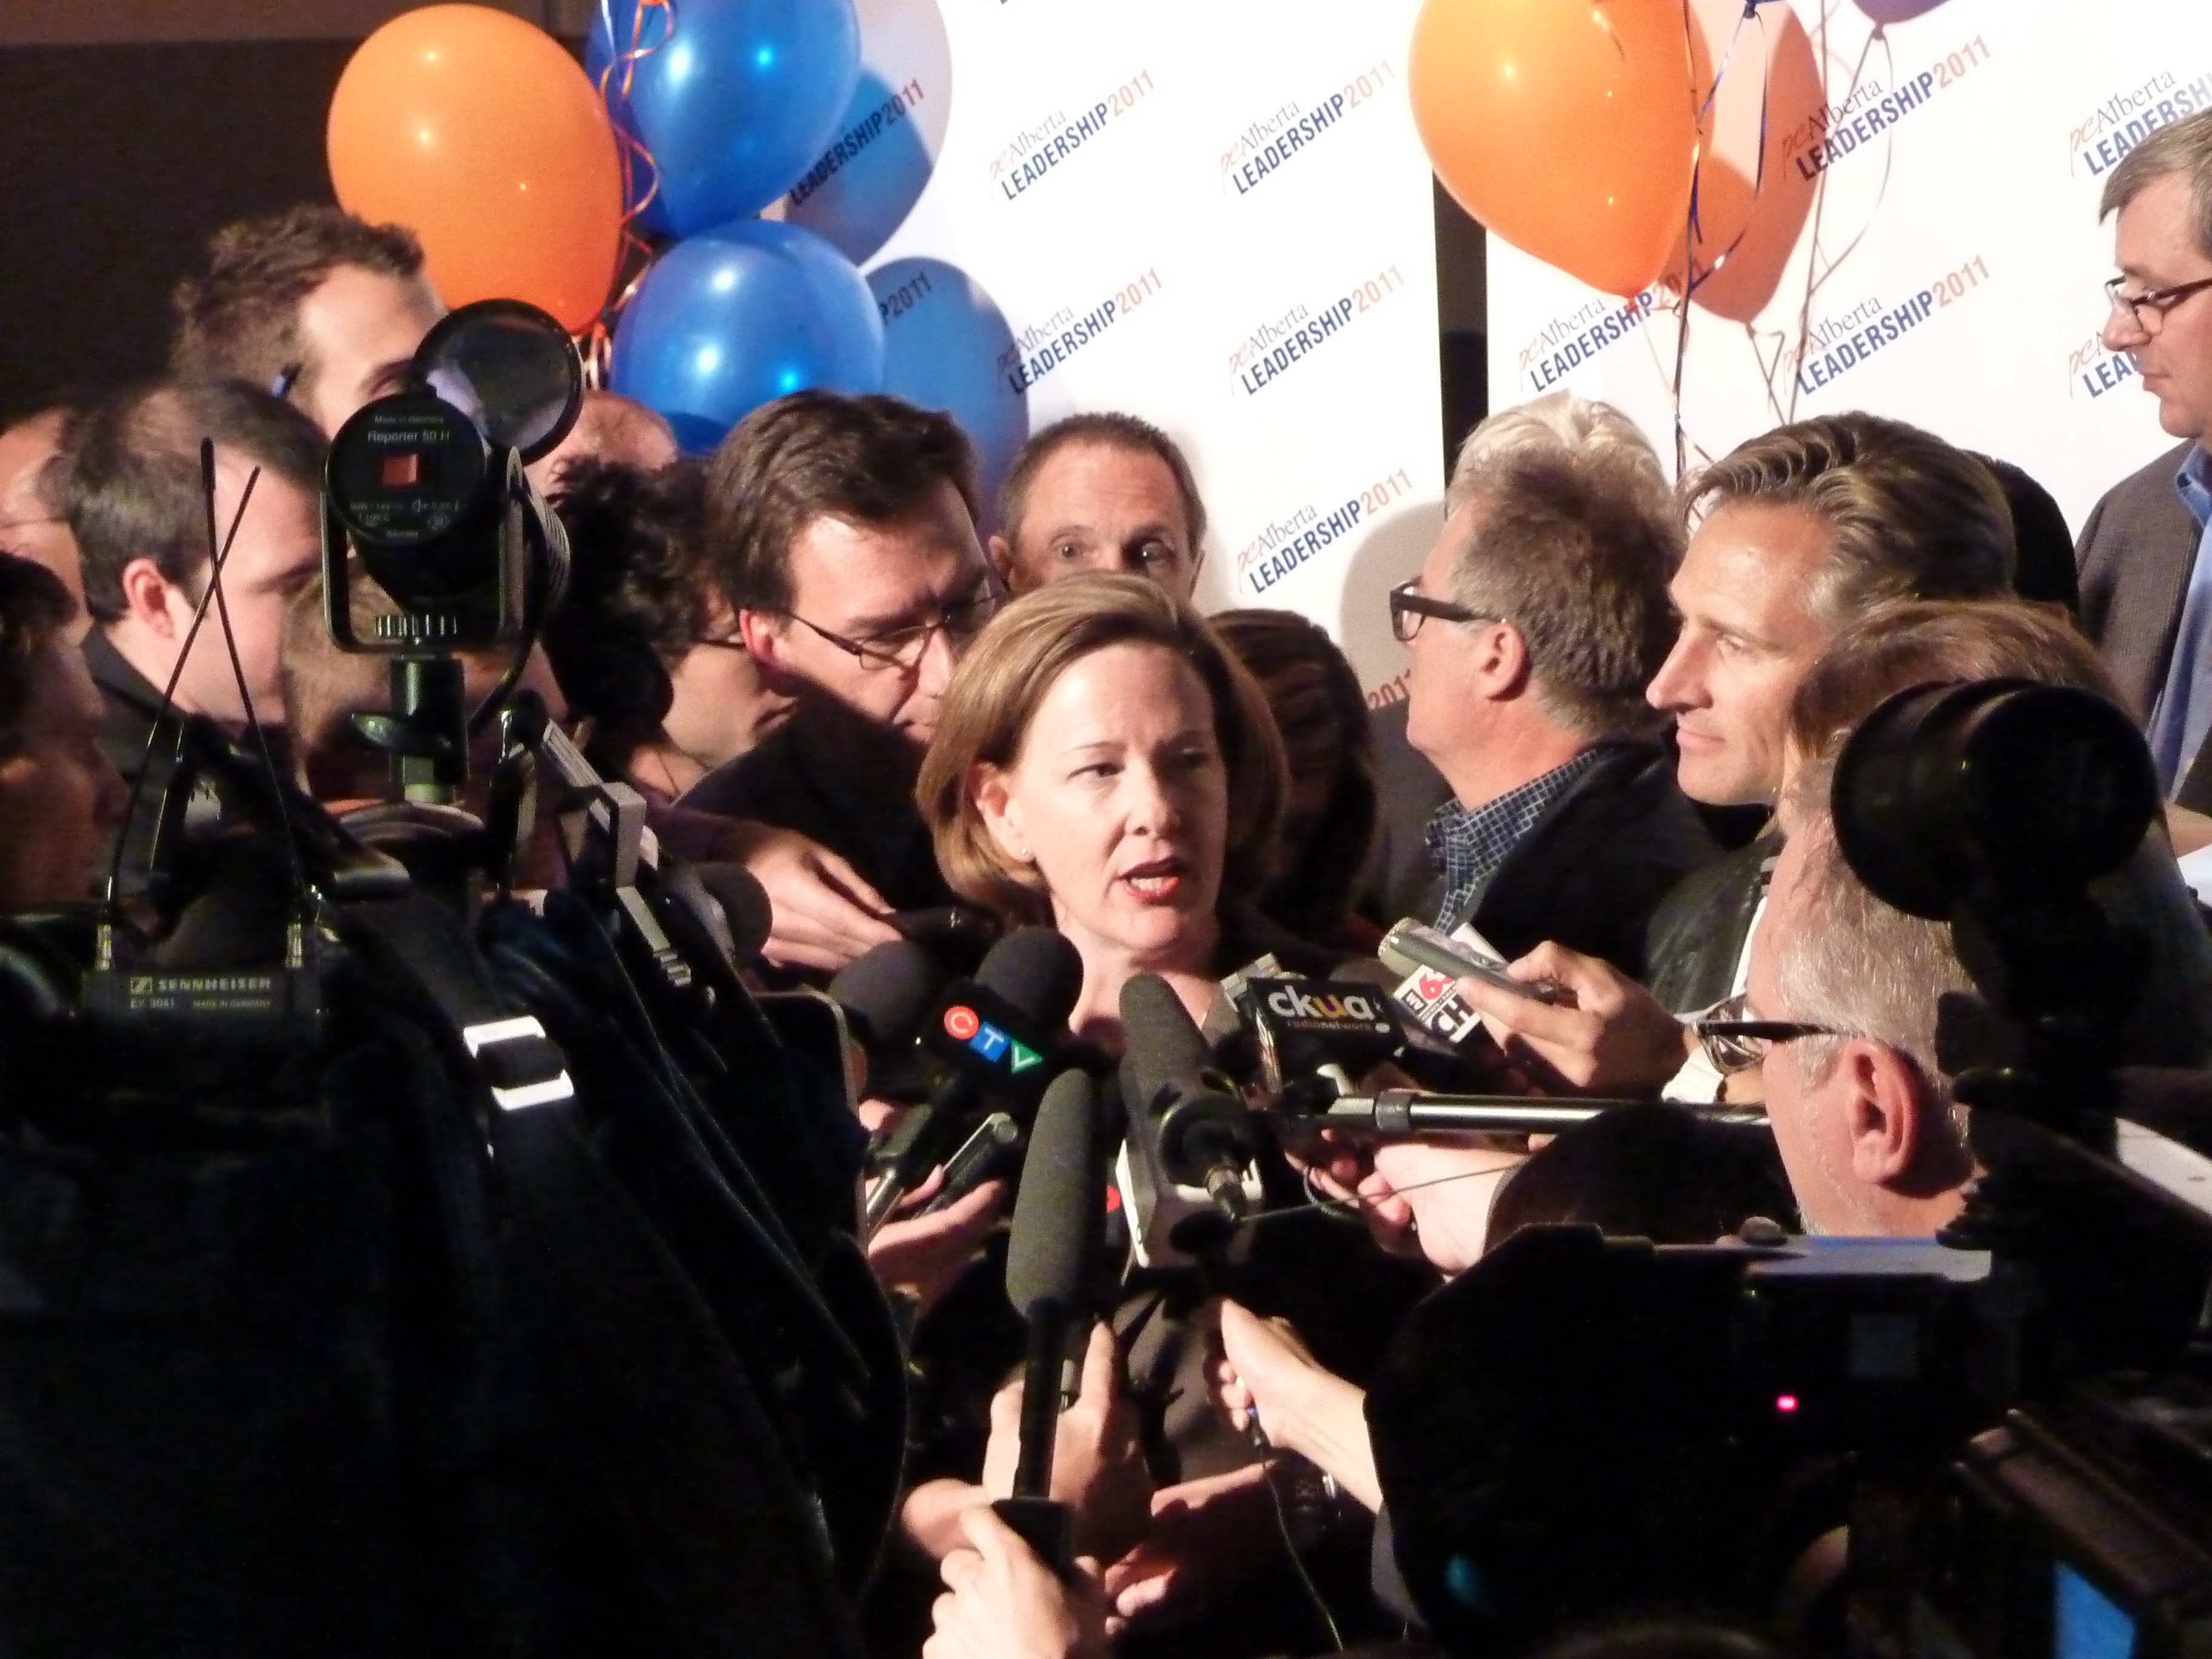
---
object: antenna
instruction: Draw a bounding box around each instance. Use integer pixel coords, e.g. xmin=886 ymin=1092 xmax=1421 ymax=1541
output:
xmin=103 ymin=461 xmax=262 ymax=913
xmin=196 ymin=439 xmax=309 ymax=916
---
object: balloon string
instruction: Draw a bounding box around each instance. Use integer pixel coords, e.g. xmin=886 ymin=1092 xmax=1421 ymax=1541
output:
xmin=1779 ymin=8 xmax=1896 ymax=422
xmin=1671 ymin=0 xmax=1783 ymax=480
xmin=593 ymin=0 xmax=677 ymax=349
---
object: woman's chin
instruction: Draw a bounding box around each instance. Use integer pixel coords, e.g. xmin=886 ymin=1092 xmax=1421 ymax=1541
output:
xmin=1079 ymin=895 xmax=1218 ymax=967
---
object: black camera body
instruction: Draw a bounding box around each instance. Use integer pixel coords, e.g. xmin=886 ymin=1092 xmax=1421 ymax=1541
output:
xmin=321 ymin=299 xmax=579 ymax=805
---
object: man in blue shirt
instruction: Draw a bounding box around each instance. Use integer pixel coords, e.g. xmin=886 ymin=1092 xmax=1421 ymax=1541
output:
xmin=2076 ymin=109 xmax=2212 ymax=806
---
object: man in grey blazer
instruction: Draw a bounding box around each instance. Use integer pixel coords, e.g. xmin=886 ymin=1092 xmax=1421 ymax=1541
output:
xmin=2077 ymin=109 xmax=2212 ymax=809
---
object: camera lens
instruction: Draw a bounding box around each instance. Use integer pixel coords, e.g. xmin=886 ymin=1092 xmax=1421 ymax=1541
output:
xmin=1832 ymin=680 xmax=2157 ymax=920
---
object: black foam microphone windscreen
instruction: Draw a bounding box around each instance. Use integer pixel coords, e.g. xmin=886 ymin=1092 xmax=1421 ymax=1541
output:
xmin=976 ymin=926 xmax=1087 ymax=1027
xmin=1119 ymin=970 xmax=1219 ymax=1121
xmin=828 ymin=937 xmax=948 ymax=1047
xmin=1119 ymin=971 xmax=1259 ymax=1216
xmin=685 ymin=863 xmax=774 ymax=962
xmin=1005 ymin=1068 xmax=1104 ymax=1319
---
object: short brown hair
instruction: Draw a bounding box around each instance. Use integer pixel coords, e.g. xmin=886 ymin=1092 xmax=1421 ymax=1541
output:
xmin=999 ymin=413 xmax=1207 ymax=552
xmin=1448 ymin=447 xmax=1683 ymax=739
xmin=0 ymin=552 xmax=76 ymax=752
xmin=704 ymin=391 xmax=979 ymax=615
xmin=2100 ymin=107 xmax=2212 ymax=257
xmin=170 ymin=205 xmax=427 ymax=398
xmin=65 ymin=380 xmax=327 ymax=624
xmin=1685 ymin=414 xmax=2014 ymax=627
xmin=916 ymin=574 xmax=1285 ymax=927
xmin=1785 ymin=598 xmax=2117 ymax=779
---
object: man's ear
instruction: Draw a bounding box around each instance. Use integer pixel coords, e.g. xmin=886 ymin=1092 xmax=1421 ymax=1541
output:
xmin=970 ymin=762 xmax=1028 ymax=864
xmin=1843 ymin=1041 xmax=1922 ymax=1186
xmin=1467 ymin=618 xmax=1531 ymax=702
xmin=117 ymin=558 xmax=185 ymax=637
xmin=985 ymin=534 xmax=1021 ymax=595
xmin=737 ymin=608 xmax=802 ymax=692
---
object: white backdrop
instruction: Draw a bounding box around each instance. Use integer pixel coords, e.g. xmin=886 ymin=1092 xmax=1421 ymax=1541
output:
xmin=777 ymin=0 xmax=1448 ymax=703
xmin=1484 ymin=0 xmax=2212 ymax=531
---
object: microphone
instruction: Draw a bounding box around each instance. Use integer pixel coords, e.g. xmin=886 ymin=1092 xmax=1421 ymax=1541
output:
xmin=1118 ymin=971 xmax=1262 ymax=1266
xmin=1235 ymin=968 xmax=1409 ymax=1094
xmin=827 ymin=937 xmax=951 ymax=1104
xmin=1303 ymin=1087 xmax=1736 ymax=1134
xmin=685 ymin=863 xmax=775 ymax=962
xmin=654 ymin=862 xmax=775 ymax=988
xmin=994 ymin=1065 xmax=1105 ymax=1576
xmin=862 ymin=927 xmax=1085 ymax=1236
xmin=1379 ymin=919 xmax=1566 ymax=1051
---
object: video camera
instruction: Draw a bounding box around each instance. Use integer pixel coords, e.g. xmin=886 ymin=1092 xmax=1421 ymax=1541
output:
xmin=1365 ymin=680 xmax=2212 ymax=1659
xmin=0 ymin=304 xmax=905 ymax=1654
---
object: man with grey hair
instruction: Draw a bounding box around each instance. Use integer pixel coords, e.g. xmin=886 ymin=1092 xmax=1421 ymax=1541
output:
xmin=1367 ymin=391 xmax=1672 ymax=920
xmin=2077 ymin=107 xmax=2212 ymax=809
xmin=1745 ymin=803 xmax=1976 ymax=1236
xmin=1390 ymin=439 xmax=1716 ymax=975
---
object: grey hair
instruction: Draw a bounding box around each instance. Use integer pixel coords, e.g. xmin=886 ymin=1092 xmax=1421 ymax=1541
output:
xmin=1448 ymin=390 xmax=1672 ymax=519
xmin=2100 ymin=107 xmax=2212 ymax=260
xmin=1769 ymin=814 xmax=1973 ymax=1151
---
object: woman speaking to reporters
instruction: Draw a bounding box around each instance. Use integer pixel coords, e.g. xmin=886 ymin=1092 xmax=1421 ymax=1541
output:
xmin=914 ymin=575 xmax=1424 ymax=1649
xmin=917 ymin=572 xmax=1312 ymax=1038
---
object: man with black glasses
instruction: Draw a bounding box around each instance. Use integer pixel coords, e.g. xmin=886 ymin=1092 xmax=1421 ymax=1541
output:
xmin=2078 ymin=109 xmax=2212 ymax=809
xmin=682 ymin=391 xmax=996 ymax=971
xmin=1392 ymin=446 xmax=1715 ymax=977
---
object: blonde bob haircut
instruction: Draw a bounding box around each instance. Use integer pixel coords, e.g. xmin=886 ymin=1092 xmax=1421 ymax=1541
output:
xmin=917 ymin=573 xmax=1287 ymax=928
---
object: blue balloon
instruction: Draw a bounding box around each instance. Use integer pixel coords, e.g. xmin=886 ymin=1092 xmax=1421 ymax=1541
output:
xmin=785 ymin=67 xmax=943 ymax=265
xmin=611 ymin=220 xmax=885 ymax=454
xmin=868 ymin=258 xmax=1028 ymax=528
xmin=588 ymin=0 xmax=862 ymax=236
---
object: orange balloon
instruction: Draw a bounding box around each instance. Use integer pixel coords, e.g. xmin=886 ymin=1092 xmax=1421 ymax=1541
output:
xmin=1661 ymin=0 xmax=1823 ymax=321
xmin=1410 ymin=0 xmax=1703 ymax=297
xmin=327 ymin=4 xmax=623 ymax=332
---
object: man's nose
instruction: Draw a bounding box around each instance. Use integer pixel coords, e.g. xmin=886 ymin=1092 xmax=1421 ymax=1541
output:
xmin=2101 ymin=301 xmax=2147 ymax=356
xmin=916 ymin=622 xmax=960 ymax=696
xmin=1646 ymin=635 xmax=1698 ymax=711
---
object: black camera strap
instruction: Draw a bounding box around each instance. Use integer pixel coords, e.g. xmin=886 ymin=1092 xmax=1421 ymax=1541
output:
xmin=337 ymin=891 xmax=868 ymax=1659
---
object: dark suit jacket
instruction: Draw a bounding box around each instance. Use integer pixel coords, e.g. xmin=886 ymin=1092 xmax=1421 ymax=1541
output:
xmin=2076 ymin=438 xmax=2212 ymax=803
xmin=1410 ymin=740 xmax=1723 ymax=981
xmin=677 ymin=717 xmax=954 ymax=915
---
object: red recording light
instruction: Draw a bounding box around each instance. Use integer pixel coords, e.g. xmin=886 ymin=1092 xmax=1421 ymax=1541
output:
xmin=1775 ymin=1394 xmax=1800 ymax=1414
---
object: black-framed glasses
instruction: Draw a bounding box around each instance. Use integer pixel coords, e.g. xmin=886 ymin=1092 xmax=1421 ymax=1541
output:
xmin=786 ymin=585 xmax=997 ymax=672
xmin=1693 ymin=992 xmax=1845 ymax=1077
xmin=2103 ymin=274 xmax=2212 ymax=335
xmin=1389 ymin=580 xmax=1498 ymax=643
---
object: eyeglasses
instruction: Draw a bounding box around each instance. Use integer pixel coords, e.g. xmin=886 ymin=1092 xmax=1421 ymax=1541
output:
xmin=2103 ymin=275 xmax=2212 ymax=336
xmin=1388 ymin=580 xmax=1499 ymax=643
xmin=1693 ymin=992 xmax=1844 ymax=1077
xmin=785 ymin=586 xmax=997 ymax=672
